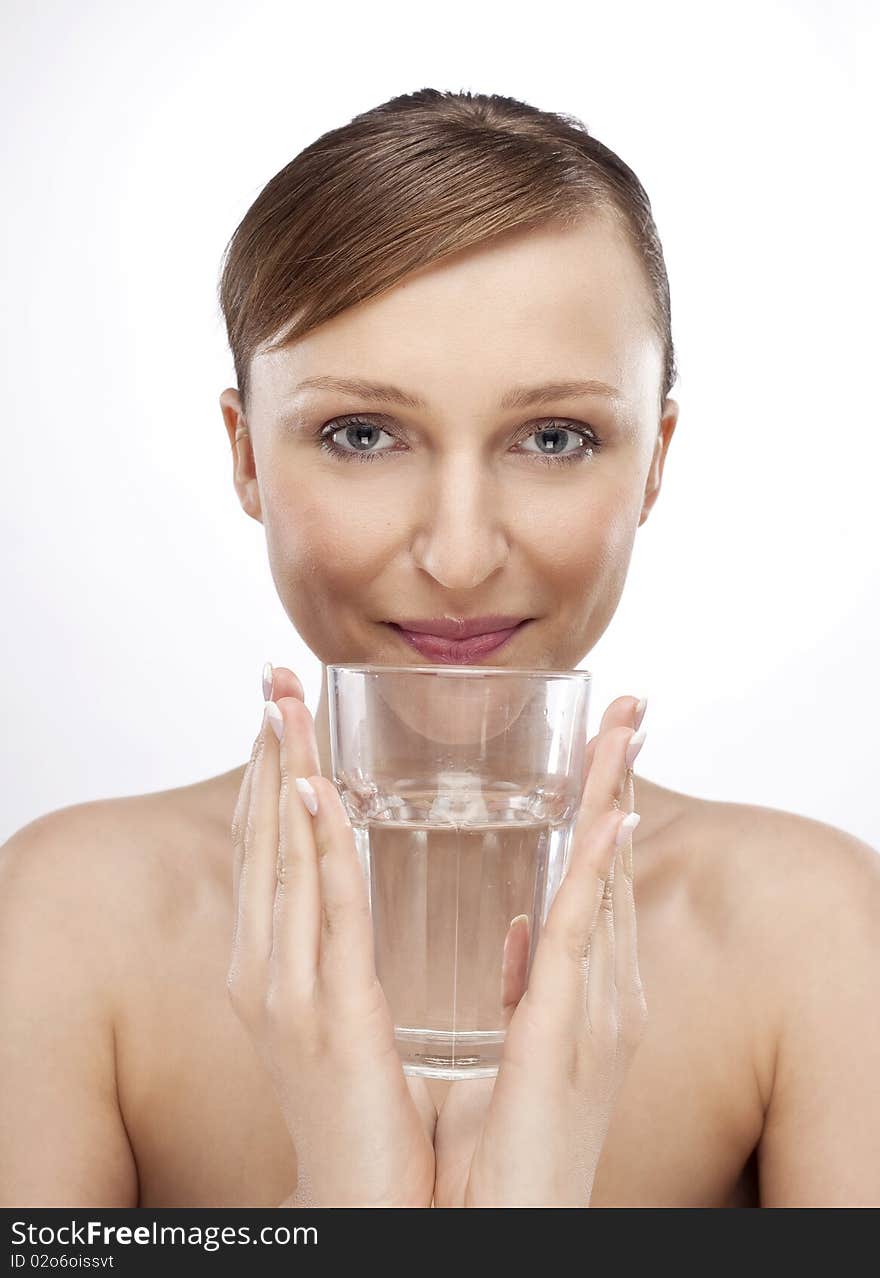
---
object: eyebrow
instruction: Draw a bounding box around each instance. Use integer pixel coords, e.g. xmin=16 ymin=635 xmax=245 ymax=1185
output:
xmin=287 ymin=374 xmax=625 ymax=410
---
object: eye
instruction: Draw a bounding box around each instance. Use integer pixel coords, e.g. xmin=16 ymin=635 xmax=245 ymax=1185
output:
xmin=319 ymin=416 xmax=397 ymax=460
xmin=316 ymin=414 xmax=602 ymax=467
xmin=516 ymin=420 xmax=597 ymax=463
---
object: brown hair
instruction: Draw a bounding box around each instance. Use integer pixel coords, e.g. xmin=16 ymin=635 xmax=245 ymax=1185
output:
xmin=218 ymin=88 xmax=677 ymax=416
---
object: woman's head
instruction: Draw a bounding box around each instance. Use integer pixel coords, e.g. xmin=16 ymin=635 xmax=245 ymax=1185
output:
xmin=219 ymin=89 xmax=679 ymax=671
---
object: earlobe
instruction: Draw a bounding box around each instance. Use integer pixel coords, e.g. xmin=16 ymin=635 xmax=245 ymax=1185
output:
xmin=220 ymin=387 xmax=264 ymax=524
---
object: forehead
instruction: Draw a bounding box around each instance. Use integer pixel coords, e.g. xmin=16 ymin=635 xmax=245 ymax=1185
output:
xmin=251 ymin=216 xmax=661 ymax=413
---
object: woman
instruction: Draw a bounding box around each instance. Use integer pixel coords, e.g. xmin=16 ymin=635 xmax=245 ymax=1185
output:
xmin=1 ymin=88 xmax=878 ymax=1209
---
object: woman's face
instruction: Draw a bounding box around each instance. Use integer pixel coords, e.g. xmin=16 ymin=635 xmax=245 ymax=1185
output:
xmin=221 ymin=215 xmax=678 ymax=671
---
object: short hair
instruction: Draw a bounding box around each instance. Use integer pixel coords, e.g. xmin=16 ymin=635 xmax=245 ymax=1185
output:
xmin=218 ymin=88 xmax=677 ymax=416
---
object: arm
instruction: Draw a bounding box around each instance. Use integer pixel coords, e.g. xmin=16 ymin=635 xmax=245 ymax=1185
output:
xmin=756 ymin=824 xmax=880 ymax=1207
xmin=0 ymin=810 xmax=139 ymax=1207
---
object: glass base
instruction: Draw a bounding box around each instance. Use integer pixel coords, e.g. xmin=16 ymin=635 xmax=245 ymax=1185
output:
xmin=396 ymin=1027 xmax=505 ymax=1079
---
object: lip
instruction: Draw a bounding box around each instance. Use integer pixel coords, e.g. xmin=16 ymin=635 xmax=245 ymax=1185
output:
xmin=389 ymin=614 xmax=530 ymax=640
xmin=386 ymin=619 xmax=531 ymax=663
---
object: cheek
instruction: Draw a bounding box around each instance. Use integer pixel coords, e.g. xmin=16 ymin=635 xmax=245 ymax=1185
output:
xmin=520 ymin=483 xmax=638 ymax=590
xmin=263 ymin=481 xmax=396 ymax=587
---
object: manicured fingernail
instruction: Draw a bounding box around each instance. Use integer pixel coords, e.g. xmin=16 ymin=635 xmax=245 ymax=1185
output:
xmin=262 ymin=662 xmax=274 ymax=701
xmin=263 ymin=700 xmax=283 ymax=742
xmin=616 ymin=811 xmax=641 ymax=846
xmin=295 ymin=776 xmax=318 ymax=816
xmin=626 ymin=727 xmax=646 ymax=769
xmin=634 ymin=697 xmax=648 ymax=731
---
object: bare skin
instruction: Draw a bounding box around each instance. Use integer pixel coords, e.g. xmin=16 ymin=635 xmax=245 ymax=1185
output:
xmin=2 ymin=216 xmax=878 ymax=1206
xmin=1 ymin=664 xmax=877 ymax=1207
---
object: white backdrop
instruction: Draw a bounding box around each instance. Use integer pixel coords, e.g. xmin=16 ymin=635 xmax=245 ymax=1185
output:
xmin=2 ymin=0 xmax=877 ymax=847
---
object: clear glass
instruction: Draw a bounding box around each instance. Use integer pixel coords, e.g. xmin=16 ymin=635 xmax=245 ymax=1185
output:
xmin=327 ymin=663 xmax=591 ymax=1079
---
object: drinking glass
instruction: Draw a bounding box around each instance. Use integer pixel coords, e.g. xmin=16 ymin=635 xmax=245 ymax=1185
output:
xmin=327 ymin=663 xmax=591 ymax=1079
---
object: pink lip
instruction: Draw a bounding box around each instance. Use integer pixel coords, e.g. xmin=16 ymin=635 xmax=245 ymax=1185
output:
xmin=387 ymin=620 xmax=529 ymax=663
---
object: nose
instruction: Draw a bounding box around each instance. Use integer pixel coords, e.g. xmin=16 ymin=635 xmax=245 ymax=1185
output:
xmin=410 ymin=451 xmax=510 ymax=590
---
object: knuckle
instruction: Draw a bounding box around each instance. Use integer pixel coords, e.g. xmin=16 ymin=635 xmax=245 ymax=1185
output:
xmin=320 ymin=900 xmax=336 ymax=937
xmin=559 ymin=922 xmax=591 ymax=970
xmin=226 ymin=967 xmax=257 ymax=1021
xmin=321 ymin=892 xmax=370 ymax=938
xmin=263 ymin=983 xmax=290 ymax=1032
xmin=242 ymin=808 xmax=258 ymax=858
xmin=546 ymin=895 xmax=593 ymax=969
xmin=619 ymin=989 xmax=649 ymax=1047
xmin=265 ymin=980 xmax=313 ymax=1044
xmin=313 ymin=822 xmax=332 ymax=863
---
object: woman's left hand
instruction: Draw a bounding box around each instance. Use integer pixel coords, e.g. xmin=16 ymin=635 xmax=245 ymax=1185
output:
xmin=433 ymin=694 xmax=648 ymax=1208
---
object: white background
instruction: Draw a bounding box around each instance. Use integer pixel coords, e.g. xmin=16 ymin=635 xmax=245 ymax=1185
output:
xmin=1 ymin=0 xmax=877 ymax=847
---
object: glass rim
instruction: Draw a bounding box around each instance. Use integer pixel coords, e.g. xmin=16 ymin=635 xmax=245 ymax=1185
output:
xmin=327 ymin=663 xmax=591 ymax=681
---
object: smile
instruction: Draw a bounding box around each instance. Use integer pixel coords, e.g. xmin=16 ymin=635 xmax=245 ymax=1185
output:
xmin=385 ymin=620 xmax=532 ymax=663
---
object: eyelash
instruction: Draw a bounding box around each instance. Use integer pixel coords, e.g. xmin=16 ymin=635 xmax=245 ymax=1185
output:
xmin=316 ymin=415 xmax=602 ymax=468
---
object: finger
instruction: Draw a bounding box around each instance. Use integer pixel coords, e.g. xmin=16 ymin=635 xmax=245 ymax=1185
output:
xmin=613 ymin=771 xmax=648 ymax=1044
xmin=527 ymin=806 xmax=625 ymax=1014
xmin=262 ymin=662 xmax=306 ymax=704
xmin=586 ymin=845 xmax=618 ymax=1035
xmin=270 ymin=696 xmax=324 ymax=992
xmin=535 ymin=706 xmax=639 ymax=997
xmin=230 ymin=704 xmax=282 ymax=987
xmin=231 ymin=719 xmax=263 ymax=917
xmin=560 ymin=708 xmax=637 ymax=920
xmin=306 ymin=773 xmax=378 ymax=997
xmin=500 ymin=914 xmax=530 ymax=1026
xmin=580 ymin=721 xmax=641 ymax=835
xmin=584 ymin=695 xmax=646 ymax=777
xmin=233 ymin=663 xmax=305 ymax=905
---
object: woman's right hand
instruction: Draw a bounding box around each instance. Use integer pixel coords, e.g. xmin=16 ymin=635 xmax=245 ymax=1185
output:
xmin=227 ymin=669 xmax=436 ymax=1207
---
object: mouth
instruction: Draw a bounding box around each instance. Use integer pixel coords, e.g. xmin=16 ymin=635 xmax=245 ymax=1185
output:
xmin=384 ymin=619 xmax=533 ymax=664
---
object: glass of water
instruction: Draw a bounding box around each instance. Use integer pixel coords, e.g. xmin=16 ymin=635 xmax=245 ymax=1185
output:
xmin=326 ymin=663 xmax=591 ymax=1079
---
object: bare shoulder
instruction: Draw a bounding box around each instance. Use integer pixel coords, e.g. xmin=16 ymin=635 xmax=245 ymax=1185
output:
xmin=637 ymin=783 xmax=878 ymax=1117
xmin=0 ymin=793 xmax=179 ymax=1209
xmin=670 ymin=788 xmax=879 ymax=922
xmin=648 ymin=782 xmax=879 ymax=948
xmin=662 ymin=793 xmax=880 ymax=1206
xmin=0 ymin=772 xmax=236 ymax=947
xmin=658 ymin=785 xmax=878 ymax=1045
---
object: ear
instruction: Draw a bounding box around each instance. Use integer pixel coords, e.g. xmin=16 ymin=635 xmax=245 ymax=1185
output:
xmin=638 ymin=398 xmax=678 ymax=527
xmin=220 ymin=388 xmax=263 ymax=523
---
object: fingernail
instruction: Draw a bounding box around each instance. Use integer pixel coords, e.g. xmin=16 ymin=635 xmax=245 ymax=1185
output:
xmin=262 ymin=662 xmax=274 ymax=702
xmin=634 ymin=697 xmax=648 ymax=731
xmin=616 ymin=811 xmax=641 ymax=846
xmin=295 ymin=776 xmax=319 ymax=816
xmin=626 ymin=727 xmax=646 ymax=769
xmin=263 ymin=700 xmax=283 ymax=742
